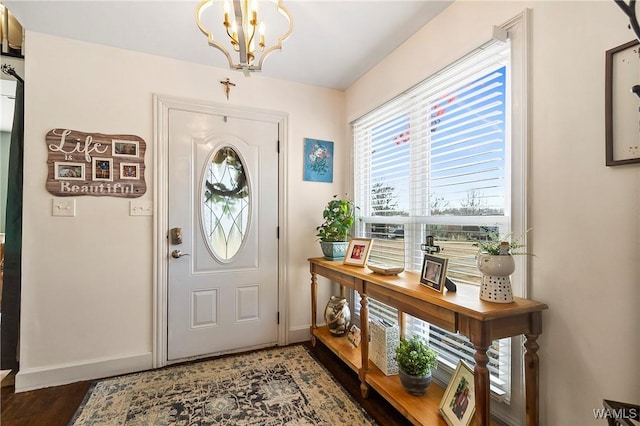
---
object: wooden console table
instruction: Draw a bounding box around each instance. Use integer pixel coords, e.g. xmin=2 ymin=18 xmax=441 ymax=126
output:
xmin=309 ymin=257 xmax=548 ymax=426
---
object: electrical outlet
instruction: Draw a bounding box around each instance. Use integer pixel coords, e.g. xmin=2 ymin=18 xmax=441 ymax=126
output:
xmin=52 ymin=199 xmax=76 ymax=217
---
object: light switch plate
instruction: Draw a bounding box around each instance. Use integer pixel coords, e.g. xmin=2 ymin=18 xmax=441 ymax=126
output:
xmin=130 ymin=200 xmax=152 ymax=216
xmin=52 ymin=199 xmax=76 ymax=217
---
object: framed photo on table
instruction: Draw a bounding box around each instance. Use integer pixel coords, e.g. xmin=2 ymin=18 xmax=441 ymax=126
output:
xmin=439 ymin=361 xmax=476 ymax=426
xmin=343 ymin=238 xmax=373 ymax=267
xmin=420 ymin=254 xmax=448 ymax=293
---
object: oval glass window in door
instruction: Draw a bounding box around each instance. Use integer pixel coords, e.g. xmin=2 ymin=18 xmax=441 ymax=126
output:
xmin=201 ymin=146 xmax=250 ymax=261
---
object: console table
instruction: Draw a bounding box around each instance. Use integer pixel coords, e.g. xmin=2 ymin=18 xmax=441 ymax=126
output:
xmin=309 ymin=257 xmax=548 ymax=426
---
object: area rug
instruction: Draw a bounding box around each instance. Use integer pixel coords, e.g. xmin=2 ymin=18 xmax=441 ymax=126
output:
xmin=69 ymin=345 xmax=376 ymax=425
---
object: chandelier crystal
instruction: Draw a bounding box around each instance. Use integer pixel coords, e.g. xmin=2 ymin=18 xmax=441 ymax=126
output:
xmin=196 ymin=0 xmax=293 ymax=75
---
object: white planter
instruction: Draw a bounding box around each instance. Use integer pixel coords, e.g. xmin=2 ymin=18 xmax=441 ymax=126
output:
xmin=477 ymin=253 xmax=515 ymax=303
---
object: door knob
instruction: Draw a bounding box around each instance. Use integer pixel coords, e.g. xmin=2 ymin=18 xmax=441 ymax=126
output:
xmin=171 ymin=250 xmax=190 ymax=259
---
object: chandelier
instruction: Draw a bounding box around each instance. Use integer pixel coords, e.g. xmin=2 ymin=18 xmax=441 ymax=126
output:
xmin=196 ymin=0 xmax=293 ymax=75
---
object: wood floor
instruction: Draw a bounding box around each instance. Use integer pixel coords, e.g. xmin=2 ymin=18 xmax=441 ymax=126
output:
xmin=1 ymin=340 xmax=412 ymax=426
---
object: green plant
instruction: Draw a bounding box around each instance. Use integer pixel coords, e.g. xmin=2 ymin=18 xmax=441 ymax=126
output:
xmin=474 ymin=229 xmax=531 ymax=256
xmin=394 ymin=335 xmax=438 ymax=377
xmin=316 ymin=195 xmax=356 ymax=242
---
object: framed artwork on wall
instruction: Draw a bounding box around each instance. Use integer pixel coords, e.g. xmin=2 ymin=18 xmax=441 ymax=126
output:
xmin=303 ymin=138 xmax=334 ymax=182
xmin=605 ymin=39 xmax=640 ymax=166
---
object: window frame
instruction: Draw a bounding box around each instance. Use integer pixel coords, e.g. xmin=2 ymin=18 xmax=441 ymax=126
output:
xmin=349 ymin=11 xmax=530 ymax=425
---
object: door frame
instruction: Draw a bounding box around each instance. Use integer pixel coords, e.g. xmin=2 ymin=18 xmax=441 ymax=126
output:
xmin=152 ymin=94 xmax=288 ymax=367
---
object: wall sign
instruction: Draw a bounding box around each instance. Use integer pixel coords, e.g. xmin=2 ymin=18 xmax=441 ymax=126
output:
xmin=46 ymin=128 xmax=146 ymax=197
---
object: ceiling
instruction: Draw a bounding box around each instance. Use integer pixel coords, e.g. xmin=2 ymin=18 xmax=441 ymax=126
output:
xmin=3 ymin=0 xmax=453 ymax=91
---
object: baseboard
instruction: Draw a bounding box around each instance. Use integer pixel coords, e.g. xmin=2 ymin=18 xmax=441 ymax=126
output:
xmin=15 ymin=352 xmax=153 ymax=392
xmin=288 ymin=325 xmax=311 ymax=344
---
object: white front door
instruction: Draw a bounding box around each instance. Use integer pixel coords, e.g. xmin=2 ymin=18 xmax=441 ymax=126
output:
xmin=167 ymin=107 xmax=279 ymax=361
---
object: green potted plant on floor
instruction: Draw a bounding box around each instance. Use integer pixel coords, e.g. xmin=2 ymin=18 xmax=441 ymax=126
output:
xmin=316 ymin=195 xmax=356 ymax=260
xmin=394 ymin=335 xmax=438 ymax=396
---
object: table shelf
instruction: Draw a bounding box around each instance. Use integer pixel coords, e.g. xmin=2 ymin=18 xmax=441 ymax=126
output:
xmin=312 ymin=325 xmax=447 ymax=426
xmin=309 ymin=257 xmax=547 ymax=426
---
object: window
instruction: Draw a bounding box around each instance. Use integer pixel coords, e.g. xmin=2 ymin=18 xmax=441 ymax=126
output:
xmin=351 ymin=16 xmax=528 ymax=417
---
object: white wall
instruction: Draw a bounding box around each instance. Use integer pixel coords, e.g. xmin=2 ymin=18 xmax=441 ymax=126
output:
xmin=347 ymin=1 xmax=640 ymax=425
xmin=15 ymin=2 xmax=640 ymax=424
xmin=17 ymin=32 xmax=347 ymax=390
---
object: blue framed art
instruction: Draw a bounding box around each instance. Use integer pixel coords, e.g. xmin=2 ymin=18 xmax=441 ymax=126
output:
xmin=303 ymin=138 xmax=334 ymax=183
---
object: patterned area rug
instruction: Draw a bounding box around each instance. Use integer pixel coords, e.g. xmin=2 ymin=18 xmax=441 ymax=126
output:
xmin=69 ymin=345 xmax=376 ymax=425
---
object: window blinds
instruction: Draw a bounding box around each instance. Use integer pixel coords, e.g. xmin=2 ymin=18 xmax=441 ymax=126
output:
xmin=352 ymin=39 xmax=512 ymax=400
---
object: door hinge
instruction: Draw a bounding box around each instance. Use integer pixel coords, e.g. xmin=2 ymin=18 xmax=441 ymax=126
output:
xmin=277 ymin=312 xmax=280 ymax=324
xmin=277 ymin=226 xmax=280 ymax=239
xmin=277 ymin=139 xmax=280 ymax=153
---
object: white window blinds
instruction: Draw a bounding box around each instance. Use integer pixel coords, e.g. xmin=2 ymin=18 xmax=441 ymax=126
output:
xmin=352 ymin=39 xmax=514 ymax=400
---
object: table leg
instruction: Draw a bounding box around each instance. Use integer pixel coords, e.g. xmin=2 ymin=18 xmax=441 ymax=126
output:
xmin=524 ymin=333 xmax=540 ymax=426
xmin=473 ymin=344 xmax=490 ymax=426
xmin=310 ymin=271 xmax=317 ymax=347
xmin=359 ymin=293 xmax=370 ymax=398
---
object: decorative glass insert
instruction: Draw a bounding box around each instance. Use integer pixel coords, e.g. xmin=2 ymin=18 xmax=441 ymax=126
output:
xmin=202 ymin=146 xmax=249 ymax=261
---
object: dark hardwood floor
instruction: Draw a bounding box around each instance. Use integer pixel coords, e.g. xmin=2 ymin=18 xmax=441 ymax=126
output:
xmin=1 ymin=341 xmax=411 ymax=426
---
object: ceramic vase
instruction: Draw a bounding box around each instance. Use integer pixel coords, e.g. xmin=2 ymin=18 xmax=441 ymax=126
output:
xmin=398 ymin=369 xmax=432 ymax=396
xmin=320 ymin=241 xmax=348 ymax=260
xmin=477 ymin=253 xmax=515 ymax=303
xmin=324 ymin=296 xmax=350 ymax=336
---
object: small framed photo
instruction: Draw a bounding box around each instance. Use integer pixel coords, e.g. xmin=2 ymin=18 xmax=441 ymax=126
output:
xmin=92 ymin=157 xmax=113 ymax=181
xmin=343 ymin=238 xmax=373 ymax=267
xmin=120 ymin=162 xmax=140 ymax=180
xmin=439 ymin=361 xmax=476 ymax=426
xmin=420 ymin=254 xmax=448 ymax=293
xmin=54 ymin=162 xmax=85 ymax=181
xmin=112 ymin=139 xmax=139 ymax=158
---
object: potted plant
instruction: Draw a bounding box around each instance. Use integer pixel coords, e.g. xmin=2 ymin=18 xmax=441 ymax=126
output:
xmin=475 ymin=229 xmax=530 ymax=303
xmin=394 ymin=335 xmax=438 ymax=395
xmin=316 ymin=195 xmax=356 ymax=260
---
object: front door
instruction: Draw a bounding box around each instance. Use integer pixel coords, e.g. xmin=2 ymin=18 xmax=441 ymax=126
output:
xmin=167 ymin=108 xmax=279 ymax=361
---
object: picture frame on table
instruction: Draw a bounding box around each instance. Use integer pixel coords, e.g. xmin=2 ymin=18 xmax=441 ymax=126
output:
xmin=343 ymin=238 xmax=373 ymax=267
xmin=420 ymin=254 xmax=448 ymax=293
xmin=439 ymin=361 xmax=476 ymax=426
xmin=605 ymin=39 xmax=640 ymax=166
